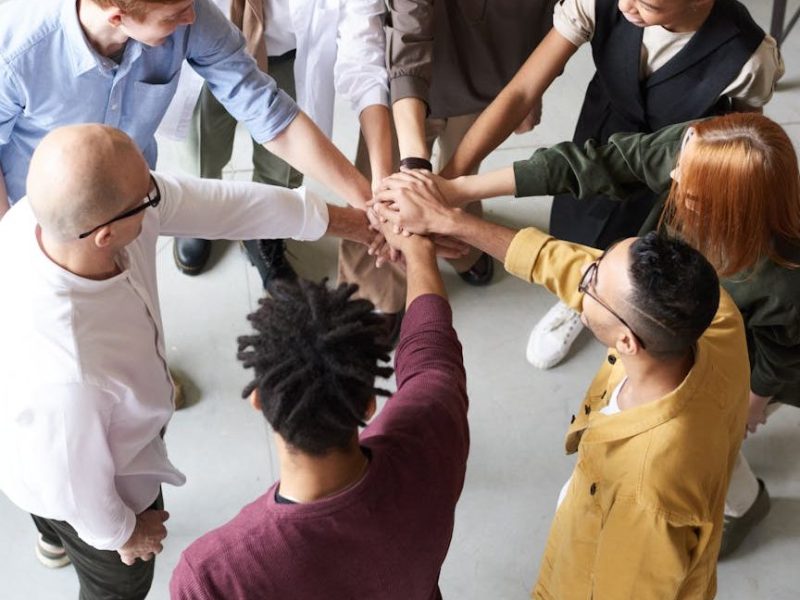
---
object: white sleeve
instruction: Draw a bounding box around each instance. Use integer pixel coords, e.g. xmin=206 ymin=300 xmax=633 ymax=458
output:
xmin=334 ymin=0 xmax=390 ymax=115
xmin=152 ymin=172 xmax=329 ymax=241
xmin=33 ymin=383 xmax=137 ymax=551
xmin=722 ymin=35 xmax=785 ymax=108
xmin=553 ymin=0 xmax=596 ymax=47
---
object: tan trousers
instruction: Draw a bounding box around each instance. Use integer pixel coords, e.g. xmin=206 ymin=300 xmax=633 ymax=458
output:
xmin=338 ymin=113 xmax=484 ymax=313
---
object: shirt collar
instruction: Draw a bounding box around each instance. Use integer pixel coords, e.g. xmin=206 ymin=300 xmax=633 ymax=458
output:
xmin=61 ymin=0 xmax=103 ymax=76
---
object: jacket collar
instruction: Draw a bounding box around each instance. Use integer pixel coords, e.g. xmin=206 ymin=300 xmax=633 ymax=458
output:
xmin=565 ymin=342 xmax=709 ymax=453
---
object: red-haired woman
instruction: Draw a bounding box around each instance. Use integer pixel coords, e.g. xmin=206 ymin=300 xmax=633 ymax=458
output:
xmin=404 ymin=112 xmax=800 ymax=558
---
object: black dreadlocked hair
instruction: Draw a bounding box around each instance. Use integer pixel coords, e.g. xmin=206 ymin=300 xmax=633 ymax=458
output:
xmin=237 ymin=278 xmax=394 ymax=456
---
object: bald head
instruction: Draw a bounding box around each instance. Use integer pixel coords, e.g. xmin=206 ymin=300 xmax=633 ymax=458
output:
xmin=27 ymin=124 xmax=149 ymax=242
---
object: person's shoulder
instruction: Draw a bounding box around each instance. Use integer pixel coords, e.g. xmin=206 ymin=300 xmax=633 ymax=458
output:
xmin=0 ymin=0 xmax=64 ymax=66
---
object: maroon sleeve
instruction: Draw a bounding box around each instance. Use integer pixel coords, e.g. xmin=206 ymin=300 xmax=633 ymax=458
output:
xmin=364 ymin=294 xmax=469 ymax=481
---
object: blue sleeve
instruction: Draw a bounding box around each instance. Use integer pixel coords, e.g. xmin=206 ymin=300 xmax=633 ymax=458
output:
xmin=184 ymin=0 xmax=299 ymax=143
xmin=0 ymin=58 xmax=22 ymax=148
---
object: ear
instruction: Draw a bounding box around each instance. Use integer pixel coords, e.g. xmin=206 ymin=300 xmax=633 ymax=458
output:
xmin=364 ymin=396 xmax=377 ymax=422
xmin=105 ymin=7 xmax=126 ymax=28
xmin=249 ymin=389 xmax=262 ymax=411
xmin=614 ymin=329 xmax=641 ymax=357
xmin=93 ymin=226 xmax=115 ymax=249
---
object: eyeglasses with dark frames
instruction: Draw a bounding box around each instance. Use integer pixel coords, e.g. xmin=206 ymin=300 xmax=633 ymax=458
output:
xmin=578 ymin=255 xmax=648 ymax=350
xmin=78 ymin=175 xmax=161 ymax=240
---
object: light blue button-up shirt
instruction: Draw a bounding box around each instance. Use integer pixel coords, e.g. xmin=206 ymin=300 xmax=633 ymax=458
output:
xmin=0 ymin=0 xmax=299 ymax=204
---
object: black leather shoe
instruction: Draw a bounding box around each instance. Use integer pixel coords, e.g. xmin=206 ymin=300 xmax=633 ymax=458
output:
xmin=173 ymin=238 xmax=212 ymax=275
xmin=458 ymin=252 xmax=494 ymax=287
xmin=241 ymin=239 xmax=298 ymax=291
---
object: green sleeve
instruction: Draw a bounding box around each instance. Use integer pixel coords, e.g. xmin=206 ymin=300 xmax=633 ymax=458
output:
xmin=513 ymin=122 xmax=691 ymax=201
xmin=748 ymin=322 xmax=800 ymax=398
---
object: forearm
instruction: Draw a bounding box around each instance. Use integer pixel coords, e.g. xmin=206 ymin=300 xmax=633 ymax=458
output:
xmin=403 ymin=240 xmax=446 ymax=306
xmin=264 ymin=112 xmax=371 ymax=209
xmin=325 ymin=205 xmax=372 ymax=245
xmin=438 ymin=209 xmax=518 ymax=264
xmin=449 ymin=167 xmax=516 ymax=207
xmin=392 ymin=97 xmax=429 ymax=160
xmin=359 ymin=104 xmax=394 ymax=184
xmin=442 ymin=29 xmax=577 ymax=177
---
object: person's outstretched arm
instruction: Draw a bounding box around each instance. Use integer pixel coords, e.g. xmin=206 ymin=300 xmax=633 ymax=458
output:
xmin=440 ymin=29 xmax=578 ymax=179
xmin=402 ymin=122 xmax=690 ymax=208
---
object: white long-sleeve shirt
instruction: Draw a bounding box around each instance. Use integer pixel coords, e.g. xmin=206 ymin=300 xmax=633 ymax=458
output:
xmin=159 ymin=0 xmax=389 ymax=140
xmin=0 ymin=173 xmax=328 ymax=550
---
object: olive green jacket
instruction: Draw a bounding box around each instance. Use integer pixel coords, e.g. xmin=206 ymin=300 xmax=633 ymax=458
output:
xmin=514 ymin=122 xmax=800 ymax=405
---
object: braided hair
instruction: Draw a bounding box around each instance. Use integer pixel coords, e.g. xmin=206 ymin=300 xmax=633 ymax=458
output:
xmin=237 ymin=279 xmax=394 ymax=455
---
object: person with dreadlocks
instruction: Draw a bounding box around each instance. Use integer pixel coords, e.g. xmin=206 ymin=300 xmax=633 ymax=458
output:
xmin=170 ymin=217 xmax=469 ymax=599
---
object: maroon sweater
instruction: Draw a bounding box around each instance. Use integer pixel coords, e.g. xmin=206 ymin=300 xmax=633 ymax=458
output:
xmin=170 ymin=294 xmax=469 ymax=600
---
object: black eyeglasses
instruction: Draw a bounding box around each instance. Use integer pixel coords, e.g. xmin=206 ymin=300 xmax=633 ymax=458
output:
xmin=578 ymin=256 xmax=647 ymax=350
xmin=78 ymin=175 xmax=161 ymax=239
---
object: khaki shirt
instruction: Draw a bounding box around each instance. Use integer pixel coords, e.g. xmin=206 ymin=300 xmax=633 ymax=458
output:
xmin=505 ymin=228 xmax=749 ymax=599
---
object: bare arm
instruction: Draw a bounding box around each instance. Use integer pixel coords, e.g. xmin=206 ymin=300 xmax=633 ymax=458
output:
xmin=393 ymin=97 xmax=429 ymax=160
xmin=441 ymin=29 xmax=578 ymax=178
xmin=359 ymin=104 xmax=395 ymax=188
xmin=264 ymin=111 xmax=372 ymax=209
xmin=326 ymin=205 xmax=373 ymax=246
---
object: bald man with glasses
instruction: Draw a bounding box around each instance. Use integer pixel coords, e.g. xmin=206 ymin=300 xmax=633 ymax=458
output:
xmin=0 ymin=124 xmax=372 ymax=600
xmin=370 ymin=172 xmax=750 ymax=599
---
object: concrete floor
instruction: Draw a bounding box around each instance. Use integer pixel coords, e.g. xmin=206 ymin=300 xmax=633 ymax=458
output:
xmin=3 ymin=1 xmax=800 ymax=598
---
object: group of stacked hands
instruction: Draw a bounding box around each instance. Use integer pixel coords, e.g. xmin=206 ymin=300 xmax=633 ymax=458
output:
xmin=0 ymin=0 xmax=795 ymax=599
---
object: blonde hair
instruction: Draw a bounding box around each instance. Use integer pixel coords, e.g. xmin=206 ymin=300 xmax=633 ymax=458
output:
xmin=663 ymin=113 xmax=800 ymax=276
xmin=90 ymin=0 xmax=187 ymax=19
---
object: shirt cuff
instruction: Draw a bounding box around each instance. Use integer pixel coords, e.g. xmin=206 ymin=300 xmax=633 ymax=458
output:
xmin=291 ymin=188 xmax=329 ymax=241
xmin=248 ymin=89 xmax=301 ymax=144
xmin=353 ymin=86 xmax=391 ymax=116
xmin=503 ymin=228 xmax=552 ymax=284
xmin=750 ymin=370 xmax=783 ymax=399
xmin=390 ymin=74 xmax=430 ymax=108
xmin=514 ymin=152 xmax=554 ymax=198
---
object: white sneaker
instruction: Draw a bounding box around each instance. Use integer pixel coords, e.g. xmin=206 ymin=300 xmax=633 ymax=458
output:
xmin=526 ymin=301 xmax=584 ymax=369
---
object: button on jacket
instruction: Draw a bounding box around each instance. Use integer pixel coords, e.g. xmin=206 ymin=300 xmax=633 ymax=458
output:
xmin=504 ymin=228 xmax=749 ymax=599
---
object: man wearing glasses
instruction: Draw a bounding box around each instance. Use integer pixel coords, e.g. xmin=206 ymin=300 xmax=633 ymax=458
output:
xmin=0 ymin=124 xmax=371 ymax=600
xmin=370 ymin=173 xmax=749 ymax=598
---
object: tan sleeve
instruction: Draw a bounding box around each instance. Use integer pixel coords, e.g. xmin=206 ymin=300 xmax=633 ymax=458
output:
xmin=723 ymin=36 xmax=785 ymax=108
xmin=553 ymin=0 xmax=596 ymax=47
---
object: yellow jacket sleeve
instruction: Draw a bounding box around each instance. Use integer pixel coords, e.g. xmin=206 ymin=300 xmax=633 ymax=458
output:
xmin=504 ymin=227 xmax=602 ymax=313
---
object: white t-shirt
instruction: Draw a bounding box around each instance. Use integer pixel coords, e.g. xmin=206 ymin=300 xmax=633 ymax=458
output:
xmin=556 ymin=378 xmax=626 ymax=509
xmin=553 ymin=0 xmax=784 ymax=107
xmin=264 ymin=0 xmax=297 ymax=56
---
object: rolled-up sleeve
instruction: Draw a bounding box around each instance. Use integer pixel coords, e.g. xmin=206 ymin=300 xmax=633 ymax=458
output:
xmin=0 ymin=59 xmax=22 ymax=150
xmin=335 ymin=0 xmax=390 ymax=115
xmin=185 ymin=0 xmax=299 ymax=144
xmin=385 ymin=0 xmax=434 ymax=106
xmin=504 ymin=228 xmax=600 ymax=313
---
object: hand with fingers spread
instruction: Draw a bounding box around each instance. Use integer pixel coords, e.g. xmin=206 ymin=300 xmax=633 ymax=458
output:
xmin=370 ymin=169 xmax=458 ymax=237
xmin=117 ymin=509 xmax=169 ymax=566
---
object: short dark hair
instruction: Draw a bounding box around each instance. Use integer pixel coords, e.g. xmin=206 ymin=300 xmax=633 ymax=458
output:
xmin=237 ymin=279 xmax=394 ymax=455
xmin=626 ymin=232 xmax=720 ymax=357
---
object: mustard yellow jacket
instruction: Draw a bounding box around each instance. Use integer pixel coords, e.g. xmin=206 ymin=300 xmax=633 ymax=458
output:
xmin=505 ymin=229 xmax=749 ymax=600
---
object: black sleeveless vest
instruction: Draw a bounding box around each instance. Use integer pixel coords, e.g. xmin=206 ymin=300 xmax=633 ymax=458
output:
xmin=573 ymin=0 xmax=765 ymax=145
